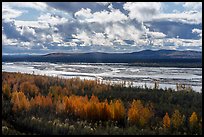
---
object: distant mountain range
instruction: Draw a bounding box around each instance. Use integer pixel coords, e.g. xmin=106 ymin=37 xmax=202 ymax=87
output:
xmin=44 ymin=49 xmax=202 ymax=59
xmin=2 ymin=50 xmax=202 ymax=67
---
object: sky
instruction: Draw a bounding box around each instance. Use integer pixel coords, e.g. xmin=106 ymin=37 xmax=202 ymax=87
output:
xmin=2 ymin=2 xmax=202 ymax=55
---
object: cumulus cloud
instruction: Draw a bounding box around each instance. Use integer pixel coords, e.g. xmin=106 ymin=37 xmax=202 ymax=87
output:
xmin=2 ymin=2 xmax=202 ymax=54
xmin=19 ymin=26 xmax=36 ymax=39
xmin=72 ymin=31 xmax=91 ymax=46
xmin=74 ymin=8 xmax=128 ymax=23
xmin=151 ymin=2 xmax=202 ymax=25
xmin=71 ymin=21 xmax=142 ymax=47
xmin=38 ymin=13 xmax=68 ymax=25
xmin=123 ymin=2 xmax=161 ymax=22
xmin=2 ymin=33 xmax=18 ymax=46
xmin=163 ymin=38 xmax=202 ymax=48
xmin=192 ymin=28 xmax=202 ymax=37
xmin=146 ymin=31 xmax=166 ymax=39
xmin=91 ymin=32 xmax=112 ymax=46
xmin=74 ymin=8 xmax=92 ymax=21
xmin=105 ymin=23 xmax=142 ymax=43
xmin=72 ymin=31 xmax=112 ymax=46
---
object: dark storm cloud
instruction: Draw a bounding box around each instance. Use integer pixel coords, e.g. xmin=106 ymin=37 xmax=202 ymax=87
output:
xmin=46 ymin=2 xmax=110 ymax=14
xmin=2 ymin=20 xmax=37 ymax=42
xmin=2 ymin=21 xmax=24 ymax=40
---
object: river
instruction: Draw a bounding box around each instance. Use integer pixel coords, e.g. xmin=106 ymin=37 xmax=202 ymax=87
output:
xmin=2 ymin=62 xmax=202 ymax=92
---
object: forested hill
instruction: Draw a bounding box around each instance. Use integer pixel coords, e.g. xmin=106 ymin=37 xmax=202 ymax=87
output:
xmin=2 ymin=50 xmax=202 ymax=67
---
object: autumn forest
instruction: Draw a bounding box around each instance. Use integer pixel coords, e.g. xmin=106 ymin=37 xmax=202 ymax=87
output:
xmin=2 ymin=72 xmax=202 ymax=135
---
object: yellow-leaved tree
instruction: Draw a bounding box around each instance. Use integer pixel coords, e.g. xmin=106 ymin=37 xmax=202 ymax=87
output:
xmin=110 ymin=99 xmax=125 ymax=121
xmin=171 ymin=109 xmax=184 ymax=129
xmin=189 ymin=112 xmax=198 ymax=126
xmin=2 ymin=83 xmax=11 ymax=98
xmin=11 ymin=91 xmax=30 ymax=112
xmin=128 ymin=99 xmax=153 ymax=127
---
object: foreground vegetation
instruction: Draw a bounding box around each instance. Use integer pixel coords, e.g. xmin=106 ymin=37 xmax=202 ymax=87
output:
xmin=2 ymin=72 xmax=202 ymax=135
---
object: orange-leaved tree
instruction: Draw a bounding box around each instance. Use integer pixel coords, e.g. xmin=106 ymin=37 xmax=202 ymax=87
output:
xmin=189 ymin=111 xmax=199 ymax=133
xmin=163 ymin=112 xmax=171 ymax=129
